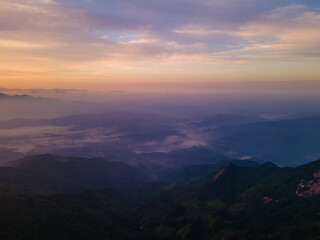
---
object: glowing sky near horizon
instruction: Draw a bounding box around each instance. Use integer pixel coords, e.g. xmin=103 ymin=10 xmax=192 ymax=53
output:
xmin=0 ymin=0 xmax=320 ymax=91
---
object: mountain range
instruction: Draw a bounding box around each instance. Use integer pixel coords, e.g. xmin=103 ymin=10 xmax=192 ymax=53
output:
xmin=0 ymin=154 xmax=320 ymax=239
xmin=1 ymin=154 xmax=147 ymax=194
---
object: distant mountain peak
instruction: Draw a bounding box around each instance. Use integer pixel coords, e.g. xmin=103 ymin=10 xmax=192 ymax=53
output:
xmin=9 ymin=153 xmax=60 ymax=167
xmin=14 ymin=94 xmax=32 ymax=97
xmin=260 ymin=161 xmax=278 ymax=169
xmin=0 ymin=92 xmax=9 ymax=97
xmin=0 ymin=92 xmax=33 ymax=99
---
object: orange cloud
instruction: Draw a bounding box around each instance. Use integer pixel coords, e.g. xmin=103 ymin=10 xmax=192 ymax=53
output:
xmin=0 ymin=1 xmax=319 ymax=91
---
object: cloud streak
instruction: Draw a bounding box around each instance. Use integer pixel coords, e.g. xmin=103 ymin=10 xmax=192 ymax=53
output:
xmin=0 ymin=0 xmax=319 ymax=89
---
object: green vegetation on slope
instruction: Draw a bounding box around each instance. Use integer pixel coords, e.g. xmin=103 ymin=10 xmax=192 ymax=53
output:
xmin=1 ymin=155 xmax=320 ymax=239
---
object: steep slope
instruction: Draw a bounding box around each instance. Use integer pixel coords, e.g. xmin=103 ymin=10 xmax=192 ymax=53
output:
xmin=142 ymin=160 xmax=320 ymax=240
xmin=162 ymin=160 xmax=259 ymax=183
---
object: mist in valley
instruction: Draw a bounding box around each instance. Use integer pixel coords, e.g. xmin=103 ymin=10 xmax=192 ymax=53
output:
xmin=1 ymin=88 xmax=320 ymax=169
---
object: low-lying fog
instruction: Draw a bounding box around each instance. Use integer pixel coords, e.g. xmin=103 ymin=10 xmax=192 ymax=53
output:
xmin=0 ymin=88 xmax=320 ymax=168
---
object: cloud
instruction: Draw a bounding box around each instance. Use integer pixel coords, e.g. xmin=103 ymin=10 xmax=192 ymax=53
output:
xmin=0 ymin=125 xmax=121 ymax=152
xmin=0 ymin=0 xmax=319 ymax=84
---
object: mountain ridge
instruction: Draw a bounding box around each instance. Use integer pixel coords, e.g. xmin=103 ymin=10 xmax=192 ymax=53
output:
xmin=1 ymin=154 xmax=148 ymax=194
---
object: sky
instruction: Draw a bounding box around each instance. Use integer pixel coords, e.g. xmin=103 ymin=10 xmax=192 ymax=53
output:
xmin=0 ymin=0 xmax=320 ymax=91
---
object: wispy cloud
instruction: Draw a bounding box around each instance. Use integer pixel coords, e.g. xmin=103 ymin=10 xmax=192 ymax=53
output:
xmin=0 ymin=0 xmax=319 ymax=89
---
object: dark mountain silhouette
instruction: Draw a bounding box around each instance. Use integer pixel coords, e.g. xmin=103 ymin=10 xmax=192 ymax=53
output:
xmin=1 ymin=154 xmax=147 ymax=193
xmin=0 ymin=189 xmax=140 ymax=240
xmin=192 ymin=114 xmax=265 ymax=128
xmin=143 ymin=159 xmax=320 ymax=239
xmin=162 ymin=159 xmax=259 ymax=183
xmin=0 ymin=155 xmax=320 ymax=239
